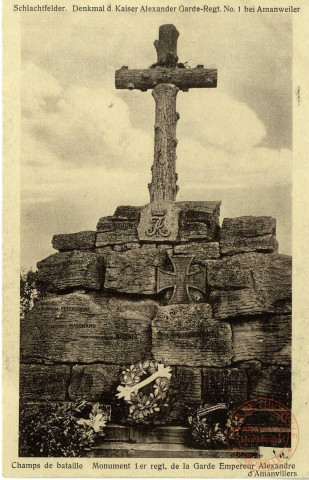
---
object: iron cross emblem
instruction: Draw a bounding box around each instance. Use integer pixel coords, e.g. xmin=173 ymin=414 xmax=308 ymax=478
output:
xmin=157 ymin=255 xmax=206 ymax=304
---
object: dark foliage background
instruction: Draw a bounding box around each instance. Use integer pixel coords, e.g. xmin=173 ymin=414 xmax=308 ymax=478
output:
xmin=20 ymin=270 xmax=47 ymax=319
xmin=19 ymin=401 xmax=96 ymax=457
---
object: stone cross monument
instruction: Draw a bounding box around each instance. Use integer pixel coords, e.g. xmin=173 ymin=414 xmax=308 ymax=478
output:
xmin=20 ymin=24 xmax=291 ymax=448
xmin=116 ymin=24 xmax=217 ymax=241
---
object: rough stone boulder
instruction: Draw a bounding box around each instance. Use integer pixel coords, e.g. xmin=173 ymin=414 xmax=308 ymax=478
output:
xmin=152 ymin=304 xmax=232 ymax=366
xmin=21 ymin=196 xmax=292 ymax=418
xmin=207 ymin=253 xmax=291 ymax=319
xmin=175 ymin=367 xmax=202 ymax=406
xmin=211 ymin=290 xmax=263 ymax=319
xmin=202 ymin=367 xmax=248 ymax=405
xmin=37 ymin=250 xmax=104 ymax=292
xmin=220 ymin=216 xmax=277 ymax=256
xmin=104 ymin=244 xmax=167 ymax=294
xmin=52 ymin=231 xmax=96 ymax=252
xmin=249 ymin=365 xmax=291 ymax=405
xmin=20 ymin=364 xmax=70 ymax=401
xmin=177 ymin=201 xmax=221 ymax=242
xmin=96 ymin=205 xmax=142 ymax=247
xmin=20 ymin=293 xmax=158 ymax=364
xmin=69 ymin=364 xmax=121 ymax=402
xmin=113 ymin=205 xmax=143 ymax=220
xmin=96 ymin=216 xmax=139 ymax=247
xmin=231 ymin=315 xmax=291 ymax=364
xmin=173 ymin=241 xmax=220 ymax=263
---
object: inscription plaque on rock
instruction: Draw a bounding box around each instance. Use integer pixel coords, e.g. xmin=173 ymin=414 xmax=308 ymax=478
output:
xmin=21 ymin=293 xmax=157 ymax=364
xmin=96 ymin=216 xmax=139 ymax=247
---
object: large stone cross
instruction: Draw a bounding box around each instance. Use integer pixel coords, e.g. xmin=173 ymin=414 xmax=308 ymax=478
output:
xmin=115 ymin=24 xmax=217 ymax=206
xmin=157 ymin=255 xmax=206 ymax=304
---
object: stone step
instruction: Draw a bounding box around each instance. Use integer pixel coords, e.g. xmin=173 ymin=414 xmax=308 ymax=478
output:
xmin=94 ymin=425 xmax=260 ymax=458
xmin=103 ymin=425 xmax=189 ymax=444
xmin=89 ymin=441 xmax=260 ymax=458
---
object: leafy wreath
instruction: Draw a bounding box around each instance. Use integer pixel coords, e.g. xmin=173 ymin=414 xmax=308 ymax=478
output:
xmin=116 ymin=359 xmax=173 ymax=425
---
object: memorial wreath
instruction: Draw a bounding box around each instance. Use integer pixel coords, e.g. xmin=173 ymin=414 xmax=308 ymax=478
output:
xmin=116 ymin=359 xmax=173 ymax=424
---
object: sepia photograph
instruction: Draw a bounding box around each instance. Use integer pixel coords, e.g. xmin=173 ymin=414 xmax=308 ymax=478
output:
xmin=4 ymin=0 xmax=308 ymax=476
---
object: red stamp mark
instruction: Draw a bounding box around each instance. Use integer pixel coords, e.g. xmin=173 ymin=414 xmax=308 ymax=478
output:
xmin=226 ymin=398 xmax=299 ymax=471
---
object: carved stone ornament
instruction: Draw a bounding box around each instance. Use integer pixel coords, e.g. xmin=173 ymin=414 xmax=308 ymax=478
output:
xmin=157 ymin=254 xmax=206 ymax=304
xmin=138 ymin=202 xmax=180 ymax=242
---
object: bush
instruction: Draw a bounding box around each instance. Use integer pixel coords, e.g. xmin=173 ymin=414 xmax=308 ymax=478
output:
xmin=19 ymin=401 xmax=105 ymax=457
xmin=20 ymin=270 xmax=47 ymax=320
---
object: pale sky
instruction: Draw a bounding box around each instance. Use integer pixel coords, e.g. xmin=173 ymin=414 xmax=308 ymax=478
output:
xmin=21 ymin=11 xmax=292 ymax=270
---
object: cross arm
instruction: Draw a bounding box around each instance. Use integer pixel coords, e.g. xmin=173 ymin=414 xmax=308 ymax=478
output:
xmin=157 ymin=268 xmax=175 ymax=293
xmin=187 ymin=269 xmax=206 ymax=293
xmin=115 ymin=65 xmax=217 ymax=92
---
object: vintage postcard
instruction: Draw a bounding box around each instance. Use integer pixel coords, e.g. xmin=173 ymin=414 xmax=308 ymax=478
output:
xmin=2 ymin=0 xmax=309 ymax=477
